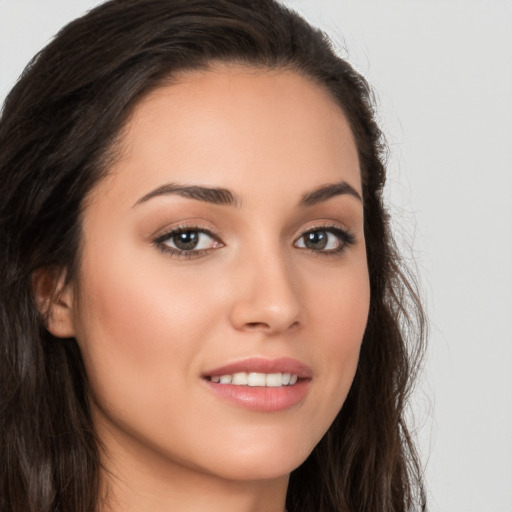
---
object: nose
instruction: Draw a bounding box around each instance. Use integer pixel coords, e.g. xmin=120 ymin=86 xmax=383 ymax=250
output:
xmin=228 ymin=246 xmax=304 ymax=335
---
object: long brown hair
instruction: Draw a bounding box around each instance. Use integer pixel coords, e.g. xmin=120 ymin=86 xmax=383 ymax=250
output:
xmin=0 ymin=1 xmax=426 ymax=510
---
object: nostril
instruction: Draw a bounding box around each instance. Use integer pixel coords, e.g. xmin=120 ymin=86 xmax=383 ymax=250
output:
xmin=243 ymin=320 xmax=300 ymax=332
xmin=245 ymin=322 xmax=270 ymax=330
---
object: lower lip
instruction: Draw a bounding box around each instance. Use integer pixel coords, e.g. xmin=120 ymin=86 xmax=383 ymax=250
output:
xmin=203 ymin=379 xmax=311 ymax=412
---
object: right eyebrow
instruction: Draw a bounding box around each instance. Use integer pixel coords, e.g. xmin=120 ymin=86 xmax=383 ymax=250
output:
xmin=133 ymin=183 xmax=240 ymax=208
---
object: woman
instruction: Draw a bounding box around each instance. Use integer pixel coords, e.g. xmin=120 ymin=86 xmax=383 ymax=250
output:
xmin=0 ymin=1 xmax=426 ymax=511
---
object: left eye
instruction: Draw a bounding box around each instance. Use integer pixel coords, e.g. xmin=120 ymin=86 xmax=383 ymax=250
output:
xmin=157 ymin=229 xmax=220 ymax=252
xmin=294 ymin=228 xmax=350 ymax=252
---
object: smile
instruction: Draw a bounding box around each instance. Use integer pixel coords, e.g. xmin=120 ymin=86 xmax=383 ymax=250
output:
xmin=202 ymin=358 xmax=312 ymax=412
xmin=208 ymin=372 xmax=299 ymax=387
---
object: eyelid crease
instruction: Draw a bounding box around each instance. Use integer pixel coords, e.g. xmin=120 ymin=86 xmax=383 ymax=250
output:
xmin=152 ymin=222 xmax=221 ymax=242
xmin=292 ymin=222 xmax=355 ymax=242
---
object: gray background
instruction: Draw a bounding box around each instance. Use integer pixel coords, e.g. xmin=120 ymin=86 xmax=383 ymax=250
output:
xmin=1 ymin=1 xmax=511 ymax=510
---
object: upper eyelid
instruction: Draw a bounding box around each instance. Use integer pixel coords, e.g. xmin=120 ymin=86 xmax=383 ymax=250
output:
xmin=153 ymin=222 xmax=352 ymax=238
xmin=295 ymin=226 xmax=355 ymax=242
xmin=293 ymin=222 xmax=352 ymax=239
xmin=300 ymin=224 xmax=344 ymax=234
xmin=153 ymin=223 xmax=220 ymax=241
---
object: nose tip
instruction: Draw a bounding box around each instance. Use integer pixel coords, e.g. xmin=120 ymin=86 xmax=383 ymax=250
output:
xmin=229 ymin=258 xmax=303 ymax=335
xmin=242 ymin=311 xmax=300 ymax=334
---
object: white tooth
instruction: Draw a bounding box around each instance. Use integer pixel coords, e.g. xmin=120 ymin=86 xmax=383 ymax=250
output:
xmin=211 ymin=376 xmax=220 ymax=383
xmin=289 ymin=374 xmax=298 ymax=385
xmin=219 ymin=374 xmax=232 ymax=384
xmin=232 ymin=372 xmax=248 ymax=385
xmin=282 ymin=373 xmax=291 ymax=385
xmin=248 ymin=372 xmax=266 ymax=387
xmin=266 ymin=373 xmax=283 ymax=387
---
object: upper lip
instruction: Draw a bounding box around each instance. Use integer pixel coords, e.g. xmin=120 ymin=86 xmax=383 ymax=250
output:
xmin=202 ymin=357 xmax=313 ymax=379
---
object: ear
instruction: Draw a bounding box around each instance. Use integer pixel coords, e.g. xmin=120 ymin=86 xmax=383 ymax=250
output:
xmin=32 ymin=268 xmax=76 ymax=338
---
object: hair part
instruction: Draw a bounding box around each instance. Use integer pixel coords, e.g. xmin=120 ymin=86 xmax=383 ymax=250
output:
xmin=0 ymin=1 xmax=426 ymax=511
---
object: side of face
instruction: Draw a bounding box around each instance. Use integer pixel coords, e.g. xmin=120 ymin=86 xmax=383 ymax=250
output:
xmin=45 ymin=66 xmax=370 ymax=484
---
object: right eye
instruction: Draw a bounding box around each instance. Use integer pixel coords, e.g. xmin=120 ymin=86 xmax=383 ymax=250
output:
xmin=154 ymin=227 xmax=223 ymax=257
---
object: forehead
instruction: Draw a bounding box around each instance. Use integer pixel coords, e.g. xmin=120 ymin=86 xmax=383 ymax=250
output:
xmin=99 ymin=65 xmax=361 ymax=204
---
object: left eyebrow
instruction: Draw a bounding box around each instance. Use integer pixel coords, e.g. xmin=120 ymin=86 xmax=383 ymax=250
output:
xmin=299 ymin=181 xmax=362 ymax=206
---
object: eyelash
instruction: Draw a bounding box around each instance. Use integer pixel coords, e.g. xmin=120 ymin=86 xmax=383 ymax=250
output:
xmin=296 ymin=225 xmax=356 ymax=257
xmin=153 ymin=224 xmax=222 ymax=259
xmin=153 ymin=224 xmax=356 ymax=259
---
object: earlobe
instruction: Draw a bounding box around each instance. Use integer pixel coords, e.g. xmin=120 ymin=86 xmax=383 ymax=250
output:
xmin=32 ymin=268 xmax=76 ymax=338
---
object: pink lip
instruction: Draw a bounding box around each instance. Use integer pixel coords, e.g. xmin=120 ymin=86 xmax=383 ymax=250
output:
xmin=203 ymin=357 xmax=313 ymax=379
xmin=202 ymin=357 xmax=313 ymax=412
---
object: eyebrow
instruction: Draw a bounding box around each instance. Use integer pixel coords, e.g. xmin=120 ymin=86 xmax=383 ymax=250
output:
xmin=133 ymin=183 xmax=239 ymax=207
xmin=300 ymin=181 xmax=362 ymax=206
xmin=133 ymin=180 xmax=362 ymax=208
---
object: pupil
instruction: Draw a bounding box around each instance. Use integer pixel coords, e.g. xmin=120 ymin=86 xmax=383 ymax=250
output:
xmin=305 ymin=231 xmax=327 ymax=250
xmin=174 ymin=231 xmax=199 ymax=250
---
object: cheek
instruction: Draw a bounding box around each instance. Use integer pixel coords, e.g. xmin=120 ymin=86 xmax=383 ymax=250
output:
xmin=310 ymin=253 xmax=370 ymax=349
xmin=75 ymin=248 xmax=215 ymax=360
xmin=71 ymin=249 xmax=219 ymax=417
xmin=306 ymin=258 xmax=370 ymax=422
xmin=71 ymin=253 xmax=229 ymax=467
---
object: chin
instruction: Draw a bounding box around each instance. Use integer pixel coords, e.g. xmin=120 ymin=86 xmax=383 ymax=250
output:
xmin=190 ymin=427 xmax=319 ymax=482
xmin=204 ymin=453 xmax=307 ymax=482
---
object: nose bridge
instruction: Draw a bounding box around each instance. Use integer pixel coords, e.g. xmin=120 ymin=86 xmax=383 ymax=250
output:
xmin=229 ymin=237 xmax=303 ymax=333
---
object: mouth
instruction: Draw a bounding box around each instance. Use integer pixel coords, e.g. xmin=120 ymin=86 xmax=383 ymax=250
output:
xmin=202 ymin=358 xmax=312 ymax=412
xmin=206 ymin=372 xmax=298 ymax=387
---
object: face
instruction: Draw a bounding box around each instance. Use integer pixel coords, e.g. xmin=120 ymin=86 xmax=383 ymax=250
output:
xmin=68 ymin=66 xmax=370 ymax=484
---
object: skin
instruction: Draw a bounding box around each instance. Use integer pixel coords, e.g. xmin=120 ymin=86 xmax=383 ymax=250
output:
xmin=45 ymin=65 xmax=370 ymax=512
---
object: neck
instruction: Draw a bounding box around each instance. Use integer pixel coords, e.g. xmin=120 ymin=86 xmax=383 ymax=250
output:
xmin=99 ymin=464 xmax=289 ymax=512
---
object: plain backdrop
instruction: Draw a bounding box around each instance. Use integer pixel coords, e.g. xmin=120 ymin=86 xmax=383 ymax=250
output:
xmin=1 ymin=1 xmax=511 ymax=511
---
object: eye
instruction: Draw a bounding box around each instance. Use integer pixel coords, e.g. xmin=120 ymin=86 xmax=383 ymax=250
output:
xmin=294 ymin=227 xmax=355 ymax=254
xmin=154 ymin=227 xmax=223 ymax=256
